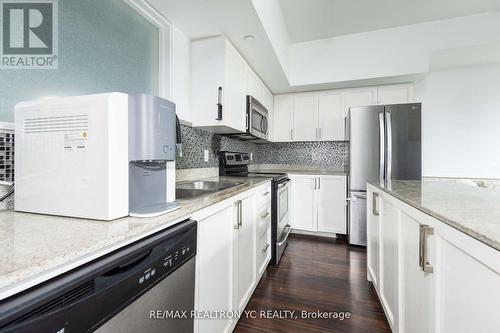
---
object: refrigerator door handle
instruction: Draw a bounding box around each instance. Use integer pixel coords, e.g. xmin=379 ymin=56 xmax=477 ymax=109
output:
xmin=386 ymin=112 xmax=393 ymax=182
xmin=378 ymin=112 xmax=385 ymax=184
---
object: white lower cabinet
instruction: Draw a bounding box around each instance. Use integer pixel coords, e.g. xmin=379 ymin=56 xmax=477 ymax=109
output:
xmin=234 ymin=196 xmax=256 ymax=311
xmin=367 ymin=184 xmax=500 ymax=333
xmin=290 ymin=174 xmax=347 ymax=235
xmin=290 ymin=176 xmax=316 ymax=231
xmin=194 ymin=182 xmax=271 ymax=333
xmin=195 ymin=205 xmax=235 ymax=333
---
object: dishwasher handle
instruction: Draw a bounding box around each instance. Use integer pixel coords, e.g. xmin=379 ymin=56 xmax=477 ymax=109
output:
xmin=102 ymin=249 xmax=152 ymax=277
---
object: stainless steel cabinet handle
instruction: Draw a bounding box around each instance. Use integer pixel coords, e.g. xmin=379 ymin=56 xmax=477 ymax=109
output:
xmin=262 ymin=191 xmax=270 ymax=197
xmin=239 ymin=201 xmax=243 ymax=227
xmin=372 ymin=192 xmax=379 ymax=216
xmin=419 ymin=225 xmax=434 ymax=273
xmin=260 ymin=211 xmax=270 ymax=220
xmin=290 ymin=129 xmax=294 ymax=141
xmin=262 ymin=243 xmax=270 ymax=253
xmin=319 ymin=127 xmax=322 ymax=140
xmin=314 ymin=178 xmax=317 ymax=190
xmin=318 ymin=177 xmax=321 ymax=190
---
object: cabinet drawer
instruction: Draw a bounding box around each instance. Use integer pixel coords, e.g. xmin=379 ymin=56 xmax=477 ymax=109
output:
xmin=256 ymin=206 xmax=271 ymax=238
xmin=257 ymin=229 xmax=271 ymax=276
xmin=256 ymin=183 xmax=272 ymax=209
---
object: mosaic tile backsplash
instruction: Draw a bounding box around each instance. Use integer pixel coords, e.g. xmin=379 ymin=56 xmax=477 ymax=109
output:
xmin=176 ymin=125 xmax=348 ymax=169
xmin=0 ymin=131 xmax=14 ymax=182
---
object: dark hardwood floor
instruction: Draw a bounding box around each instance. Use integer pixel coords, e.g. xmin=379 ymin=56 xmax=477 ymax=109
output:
xmin=234 ymin=234 xmax=391 ymax=333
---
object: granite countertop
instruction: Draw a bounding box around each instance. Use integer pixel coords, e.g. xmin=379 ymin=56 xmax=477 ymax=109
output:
xmin=369 ymin=179 xmax=500 ymax=251
xmin=254 ymin=165 xmax=348 ymax=176
xmin=0 ymin=176 xmax=271 ymax=300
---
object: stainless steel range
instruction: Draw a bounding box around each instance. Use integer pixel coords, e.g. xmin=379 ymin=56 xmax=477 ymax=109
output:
xmin=218 ymin=151 xmax=291 ymax=265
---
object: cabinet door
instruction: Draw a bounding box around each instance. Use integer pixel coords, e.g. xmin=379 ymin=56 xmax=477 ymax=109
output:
xmin=318 ymin=91 xmax=344 ymax=141
xmin=401 ymin=213 xmax=435 ymax=333
xmin=367 ymin=189 xmax=381 ymax=289
xmin=273 ymin=94 xmax=293 ymax=142
xmin=342 ymin=87 xmax=377 ymax=118
xmin=224 ymin=43 xmax=247 ymax=132
xmin=439 ymin=237 xmax=500 ymax=333
xmin=235 ymin=196 xmax=256 ymax=311
xmin=290 ymin=176 xmax=316 ymax=231
xmin=377 ymin=84 xmax=414 ymax=105
xmin=196 ymin=206 xmax=234 ymax=333
xmin=245 ymin=68 xmax=264 ymax=103
xmin=293 ymin=92 xmax=318 ymax=141
xmin=379 ymin=197 xmax=400 ymax=332
xmin=317 ymin=176 xmax=346 ymax=234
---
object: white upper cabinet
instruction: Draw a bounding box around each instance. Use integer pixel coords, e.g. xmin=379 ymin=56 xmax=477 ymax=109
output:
xmin=342 ymin=87 xmax=378 ymax=118
xmin=318 ymin=90 xmax=343 ymax=141
xmin=273 ymin=94 xmax=294 ymax=142
xmin=377 ymin=83 xmax=415 ymax=105
xmin=191 ymin=36 xmax=272 ymax=135
xmin=272 ymin=83 xmax=413 ymax=143
xmin=293 ymin=92 xmax=318 ymax=142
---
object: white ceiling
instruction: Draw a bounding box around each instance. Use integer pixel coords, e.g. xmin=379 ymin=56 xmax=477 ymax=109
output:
xmin=147 ymin=0 xmax=290 ymax=92
xmin=279 ymin=0 xmax=500 ymax=42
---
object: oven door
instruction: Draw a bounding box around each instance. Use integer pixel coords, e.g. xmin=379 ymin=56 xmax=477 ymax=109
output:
xmin=247 ymin=97 xmax=268 ymax=140
xmin=275 ymin=178 xmax=291 ymax=264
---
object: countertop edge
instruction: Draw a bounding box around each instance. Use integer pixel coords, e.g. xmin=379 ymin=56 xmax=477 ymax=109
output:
xmin=367 ymin=181 xmax=500 ymax=252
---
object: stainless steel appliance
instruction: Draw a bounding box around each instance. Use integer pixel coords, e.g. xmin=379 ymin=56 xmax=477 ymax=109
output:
xmin=0 ymin=219 xmax=197 ymax=333
xmin=225 ymin=96 xmax=269 ymax=141
xmin=347 ymin=103 xmax=421 ymax=246
xmin=218 ymin=151 xmax=291 ymax=264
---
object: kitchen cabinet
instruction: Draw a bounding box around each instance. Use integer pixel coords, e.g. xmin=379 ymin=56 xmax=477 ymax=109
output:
xmin=273 ymin=94 xmax=294 ymax=142
xmin=293 ymin=92 xmax=318 ymax=141
xmin=367 ymin=184 xmax=500 ymax=333
xmin=400 ymin=213 xmax=435 ymax=333
xmin=342 ymin=87 xmax=378 ymax=118
xmin=195 ymin=205 xmax=235 ymax=333
xmin=290 ymin=175 xmax=316 ymax=231
xmin=194 ymin=182 xmax=271 ymax=333
xmin=316 ymin=176 xmax=347 ymax=234
xmin=233 ymin=195 xmax=256 ymax=311
xmin=191 ymin=36 xmax=272 ymax=135
xmin=290 ymin=174 xmax=347 ymax=235
xmin=273 ymin=84 xmax=413 ymax=143
xmin=367 ymin=191 xmax=380 ymax=289
xmin=377 ymin=83 xmax=415 ymax=105
xmin=379 ymin=197 xmax=400 ymax=331
xmin=318 ymin=90 xmax=344 ymax=141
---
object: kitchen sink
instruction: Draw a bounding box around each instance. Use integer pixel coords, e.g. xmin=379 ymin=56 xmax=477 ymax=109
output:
xmin=176 ymin=181 xmax=244 ymax=199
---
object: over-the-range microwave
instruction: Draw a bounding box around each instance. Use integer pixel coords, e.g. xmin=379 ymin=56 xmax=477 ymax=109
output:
xmin=226 ymin=95 xmax=268 ymax=142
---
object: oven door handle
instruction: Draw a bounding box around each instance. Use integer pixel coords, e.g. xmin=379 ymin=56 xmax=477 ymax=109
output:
xmin=277 ymin=225 xmax=292 ymax=246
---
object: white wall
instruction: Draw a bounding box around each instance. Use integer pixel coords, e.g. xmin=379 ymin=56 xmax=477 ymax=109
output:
xmin=171 ymin=25 xmax=192 ymax=123
xmin=416 ymin=64 xmax=500 ymax=179
xmin=288 ymin=12 xmax=500 ymax=87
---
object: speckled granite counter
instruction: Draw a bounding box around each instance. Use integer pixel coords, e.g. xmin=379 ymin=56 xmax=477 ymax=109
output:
xmin=0 ymin=176 xmax=271 ymax=300
xmin=250 ymin=164 xmax=348 ymax=176
xmin=369 ymin=179 xmax=500 ymax=251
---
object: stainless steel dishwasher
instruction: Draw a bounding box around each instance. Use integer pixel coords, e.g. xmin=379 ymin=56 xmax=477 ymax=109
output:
xmin=0 ymin=219 xmax=197 ymax=333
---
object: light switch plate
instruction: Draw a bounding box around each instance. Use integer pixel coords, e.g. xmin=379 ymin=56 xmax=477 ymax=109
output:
xmin=204 ymin=149 xmax=209 ymax=162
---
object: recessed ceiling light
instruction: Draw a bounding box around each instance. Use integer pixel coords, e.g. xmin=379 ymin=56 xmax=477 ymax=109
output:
xmin=243 ymin=35 xmax=255 ymax=41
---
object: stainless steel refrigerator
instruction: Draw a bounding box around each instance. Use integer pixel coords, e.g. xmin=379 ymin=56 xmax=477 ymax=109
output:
xmin=347 ymin=103 xmax=421 ymax=246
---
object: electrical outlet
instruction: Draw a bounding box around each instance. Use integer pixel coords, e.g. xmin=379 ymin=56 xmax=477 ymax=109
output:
xmin=204 ymin=149 xmax=209 ymax=162
xmin=250 ymin=152 xmax=253 ymax=161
